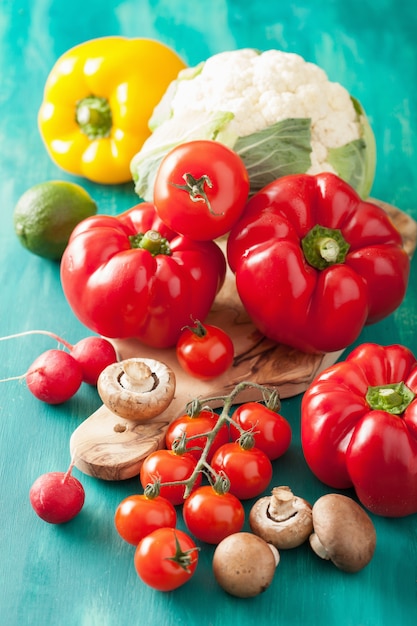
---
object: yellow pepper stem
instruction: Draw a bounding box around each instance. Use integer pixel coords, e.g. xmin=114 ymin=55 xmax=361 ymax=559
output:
xmin=75 ymin=95 xmax=112 ymax=139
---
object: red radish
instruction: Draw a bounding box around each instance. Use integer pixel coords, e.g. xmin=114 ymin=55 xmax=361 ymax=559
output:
xmin=70 ymin=336 xmax=117 ymax=385
xmin=29 ymin=464 xmax=85 ymax=524
xmin=26 ymin=349 xmax=83 ymax=404
xmin=0 ymin=329 xmax=118 ymax=402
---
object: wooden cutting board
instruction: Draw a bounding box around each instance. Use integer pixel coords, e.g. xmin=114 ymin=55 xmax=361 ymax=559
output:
xmin=70 ymin=201 xmax=417 ymax=480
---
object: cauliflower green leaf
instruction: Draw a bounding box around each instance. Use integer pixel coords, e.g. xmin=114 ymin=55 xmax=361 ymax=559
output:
xmin=327 ymin=97 xmax=376 ymax=198
xmin=234 ymin=118 xmax=312 ymax=192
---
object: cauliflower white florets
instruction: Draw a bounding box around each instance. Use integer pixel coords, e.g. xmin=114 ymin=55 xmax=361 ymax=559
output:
xmin=168 ymin=48 xmax=360 ymax=172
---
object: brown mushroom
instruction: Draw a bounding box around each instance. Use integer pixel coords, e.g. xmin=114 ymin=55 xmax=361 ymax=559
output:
xmin=249 ymin=485 xmax=313 ymax=549
xmin=212 ymin=532 xmax=279 ymax=598
xmin=309 ymin=493 xmax=376 ymax=573
xmin=97 ymin=358 xmax=175 ymax=421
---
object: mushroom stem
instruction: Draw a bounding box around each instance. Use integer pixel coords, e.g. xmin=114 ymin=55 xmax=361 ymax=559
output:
xmin=268 ymin=486 xmax=302 ymax=521
xmin=267 ymin=543 xmax=281 ymax=567
xmin=119 ymin=361 xmax=155 ymax=393
xmin=309 ymin=532 xmax=330 ymax=560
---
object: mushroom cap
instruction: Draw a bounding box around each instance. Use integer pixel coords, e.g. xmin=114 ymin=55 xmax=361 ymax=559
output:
xmin=249 ymin=486 xmax=313 ymax=549
xmin=310 ymin=494 xmax=376 ymax=573
xmin=212 ymin=532 xmax=279 ymax=598
xmin=97 ymin=358 xmax=175 ymax=421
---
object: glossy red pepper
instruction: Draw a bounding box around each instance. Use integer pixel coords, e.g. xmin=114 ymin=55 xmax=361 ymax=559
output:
xmin=60 ymin=203 xmax=226 ymax=348
xmin=227 ymin=172 xmax=410 ymax=354
xmin=301 ymin=343 xmax=417 ymax=517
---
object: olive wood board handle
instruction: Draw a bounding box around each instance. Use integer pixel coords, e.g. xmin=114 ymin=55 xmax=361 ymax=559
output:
xmin=70 ymin=201 xmax=417 ymax=481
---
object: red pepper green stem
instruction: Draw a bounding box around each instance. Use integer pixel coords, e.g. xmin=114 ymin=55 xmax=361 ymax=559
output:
xmin=129 ymin=230 xmax=171 ymax=256
xmin=366 ymin=382 xmax=415 ymax=415
xmin=301 ymin=224 xmax=350 ymax=270
xmin=75 ymin=95 xmax=112 ymax=139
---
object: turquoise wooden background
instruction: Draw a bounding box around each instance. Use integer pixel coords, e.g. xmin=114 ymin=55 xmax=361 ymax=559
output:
xmin=1 ymin=1 xmax=416 ymax=625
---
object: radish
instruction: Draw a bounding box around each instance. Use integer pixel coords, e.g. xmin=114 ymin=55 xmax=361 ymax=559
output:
xmin=0 ymin=329 xmax=118 ymax=403
xmin=29 ymin=462 xmax=85 ymax=524
xmin=69 ymin=336 xmax=117 ymax=385
xmin=26 ymin=349 xmax=83 ymax=404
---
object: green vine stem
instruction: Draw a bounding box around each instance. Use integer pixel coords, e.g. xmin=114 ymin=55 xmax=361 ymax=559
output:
xmin=144 ymin=380 xmax=280 ymax=499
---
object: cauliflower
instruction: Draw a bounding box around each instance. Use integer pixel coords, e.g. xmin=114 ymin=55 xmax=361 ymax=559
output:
xmin=131 ymin=49 xmax=376 ymax=201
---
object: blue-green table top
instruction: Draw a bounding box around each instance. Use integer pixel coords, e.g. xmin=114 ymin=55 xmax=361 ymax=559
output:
xmin=1 ymin=1 xmax=417 ymax=625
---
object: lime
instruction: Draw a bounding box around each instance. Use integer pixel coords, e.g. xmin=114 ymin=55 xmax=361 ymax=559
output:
xmin=13 ymin=180 xmax=98 ymax=260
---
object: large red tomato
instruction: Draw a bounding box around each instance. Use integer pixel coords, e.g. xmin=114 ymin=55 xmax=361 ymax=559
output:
xmin=153 ymin=140 xmax=250 ymax=240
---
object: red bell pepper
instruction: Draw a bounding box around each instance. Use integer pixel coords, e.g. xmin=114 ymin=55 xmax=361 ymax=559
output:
xmin=301 ymin=342 xmax=417 ymax=517
xmin=227 ymin=172 xmax=410 ymax=354
xmin=60 ymin=203 xmax=226 ymax=348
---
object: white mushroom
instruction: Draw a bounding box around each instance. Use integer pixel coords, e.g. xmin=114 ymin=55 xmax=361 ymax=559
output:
xmin=309 ymin=493 xmax=376 ymax=573
xmin=249 ymin=485 xmax=313 ymax=549
xmin=97 ymin=358 xmax=175 ymax=421
xmin=212 ymin=532 xmax=279 ymax=598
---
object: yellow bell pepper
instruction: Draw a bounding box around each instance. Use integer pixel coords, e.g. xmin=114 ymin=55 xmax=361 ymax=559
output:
xmin=38 ymin=37 xmax=186 ymax=185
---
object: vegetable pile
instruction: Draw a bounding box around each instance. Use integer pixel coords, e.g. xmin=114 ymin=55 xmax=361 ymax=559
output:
xmin=8 ymin=36 xmax=417 ymax=599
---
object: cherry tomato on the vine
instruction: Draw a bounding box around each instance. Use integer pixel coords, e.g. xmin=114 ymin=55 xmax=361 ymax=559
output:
xmin=176 ymin=320 xmax=234 ymax=380
xmin=210 ymin=442 xmax=273 ymax=500
xmin=230 ymin=402 xmax=292 ymax=460
xmin=139 ymin=449 xmax=202 ymax=506
xmin=134 ymin=527 xmax=199 ymax=591
xmin=165 ymin=409 xmax=230 ymax=461
xmin=153 ymin=140 xmax=250 ymax=241
xmin=114 ymin=494 xmax=176 ymax=545
xmin=182 ymin=485 xmax=245 ymax=544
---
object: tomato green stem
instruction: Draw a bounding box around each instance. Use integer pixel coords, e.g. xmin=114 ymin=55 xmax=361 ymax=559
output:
xmin=181 ymin=319 xmax=207 ymax=338
xmin=170 ymin=173 xmax=223 ymax=216
xmin=264 ymin=389 xmax=281 ymax=413
xmin=366 ymin=382 xmax=415 ymax=415
xmin=301 ymin=224 xmax=350 ymax=270
xmin=165 ymin=532 xmax=200 ymax=572
xmin=76 ymin=95 xmax=112 ymax=139
xmin=211 ymin=472 xmax=231 ymax=495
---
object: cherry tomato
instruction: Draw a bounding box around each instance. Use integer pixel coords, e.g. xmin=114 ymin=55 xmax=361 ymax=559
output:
xmin=153 ymin=140 xmax=250 ymax=241
xmin=182 ymin=485 xmax=245 ymax=544
xmin=230 ymin=402 xmax=292 ymax=460
xmin=114 ymin=494 xmax=177 ymax=545
xmin=165 ymin=409 xmax=230 ymax=461
xmin=134 ymin=527 xmax=199 ymax=591
xmin=139 ymin=449 xmax=202 ymax=506
xmin=176 ymin=320 xmax=234 ymax=380
xmin=210 ymin=442 xmax=273 ymax=500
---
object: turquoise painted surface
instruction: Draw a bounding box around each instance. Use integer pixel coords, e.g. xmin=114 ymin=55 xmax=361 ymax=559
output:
xmin=1 ymin=1 xmax=417 ymax=625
